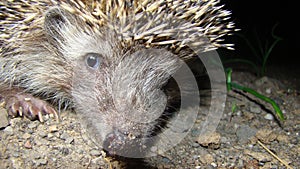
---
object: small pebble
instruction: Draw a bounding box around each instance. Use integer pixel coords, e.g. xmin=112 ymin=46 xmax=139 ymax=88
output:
xmin=197 ymin=132 xmax=221 ymax=149
xmin=27 ymin=129 xmax=35 ymax=134
xmin=264 ymin=113 xmax=274 ymax=120
xmin=191 ymin=142 xmax=200 ymax=148
xmin=65 ymin=137 xmax=74 ymax=144
xmin=150 ymin=146 xmax=158 ymax=152
xmin=282 ymin=109 xmax=286 ymax=114
xmin=49 ymin=125 xmax=58 ymax=132
xmin=250 ymin=106 xmax=261 ymax=114
xmin=271 ymin=165 xmax=278 ymax=169
xmin=12 ymin=152 xmax=20 ymax=157
xmin=190 ymin=129 xmax=200 ymax=137
xmin=265 ymin=88 xmax=271 ymax=94
xmin=22 ymin=133 xmax=31 ymax=139
xmin=3 ymin=126 xmax=14 ymax=135
xmin=61 ymin=147 xmax=70 ymax=155
xmin=24 ymin=140 xmax=32 ymax=149
xmin=47 ymin=133 xmax=54 ymax=139
xmin=27 ymin=122 xmax=39 ymax=129
xmin=201 ymin=154 xmax=214 ymax=164
xmin=162 ymin=157 xmax=171 ymax=163
xmin=60 ymin=132 xmax=70 ymax=140
xmin=210 ymin=162 xmax=217 ymax=167
xmin=0 ymin=107 xmax=9 ymax=128
xmin=193 ymin=155 xmax=199 ymax=159
xmin=40 ymin=114 xmax=49 ymax=121
xmin=36 ymin=159 xmax=48 ymax=165
xmin=258 ymin=161 xmax=265 ymax=166
xmin=53 ymin=132 xmax=60 ymax=138
xmin=39 ymin=131 xmax=47 ymax=138
xmin=33 ymin=153 xmax=42 ymax=159
xmin=90 ymin=149 xmax=101 ymax=156
xmin=248 ymin=144 xmax=254 ymax=149
xmin=236 ymin=110 xmax=242 ymax=116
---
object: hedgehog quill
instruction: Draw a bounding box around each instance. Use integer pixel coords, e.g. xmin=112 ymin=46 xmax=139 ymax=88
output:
xmin=0 ymin=0 xmax=235 ymax=157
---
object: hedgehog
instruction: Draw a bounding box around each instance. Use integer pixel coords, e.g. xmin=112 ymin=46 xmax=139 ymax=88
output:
xmin=0 ymin=0 xmax=235 ymax=157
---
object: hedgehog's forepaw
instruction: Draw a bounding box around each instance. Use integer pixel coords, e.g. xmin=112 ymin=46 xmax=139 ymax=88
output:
xmin=4 ymin=94 xmax=59 ymax=122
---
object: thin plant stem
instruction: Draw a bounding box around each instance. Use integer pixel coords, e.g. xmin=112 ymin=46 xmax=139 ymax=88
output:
xmin=226 ymin=68 xmax=285 ymax=121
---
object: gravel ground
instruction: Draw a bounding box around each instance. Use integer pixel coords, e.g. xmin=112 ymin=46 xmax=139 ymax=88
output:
xmin=0 ymin=70 xmax=299 ymax=169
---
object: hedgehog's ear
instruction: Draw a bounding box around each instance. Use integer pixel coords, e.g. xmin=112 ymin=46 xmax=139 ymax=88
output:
xmin=44 ymin=7 xmax=76 ymax=41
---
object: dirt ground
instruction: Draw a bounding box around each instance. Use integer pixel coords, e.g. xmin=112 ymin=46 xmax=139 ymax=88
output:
xmin=0 ymin=67 xmax=299 ymax=169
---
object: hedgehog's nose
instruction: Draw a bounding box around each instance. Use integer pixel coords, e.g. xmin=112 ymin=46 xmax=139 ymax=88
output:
xmin=103 ymin=130 xmax=147 ymax=157
xmin=103 ymin=130 xmax=126 ymax=154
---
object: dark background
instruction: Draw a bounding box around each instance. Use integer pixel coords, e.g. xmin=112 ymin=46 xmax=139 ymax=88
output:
xmin=220 ymin=0 xmax=298 ymax=67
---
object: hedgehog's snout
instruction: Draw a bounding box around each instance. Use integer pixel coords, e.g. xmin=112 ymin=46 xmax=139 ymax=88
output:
xmin=103 ymin=129 xmax=127 ymax=155
xmin=102 ymin=128 xmax=149 ymax=157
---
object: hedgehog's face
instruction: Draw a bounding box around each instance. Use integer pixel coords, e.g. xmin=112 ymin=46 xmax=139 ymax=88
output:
xmin=44 ymin=7 xmax=182 ymax=157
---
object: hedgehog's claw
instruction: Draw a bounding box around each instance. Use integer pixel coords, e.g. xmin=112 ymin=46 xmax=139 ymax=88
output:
xmin=5 ymin=94 xmax=59 ymax=122
xmin=37 ymin=111 xmax=44 ymax=123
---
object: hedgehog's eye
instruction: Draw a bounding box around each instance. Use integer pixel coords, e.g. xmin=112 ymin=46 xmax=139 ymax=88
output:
xmin=85 ymin=53 xmax=102 ymax=69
